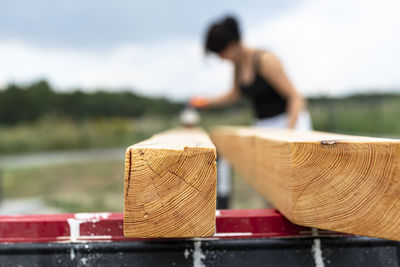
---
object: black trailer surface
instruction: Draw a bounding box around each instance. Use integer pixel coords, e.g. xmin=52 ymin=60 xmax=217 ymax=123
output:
xmin=1 ymin=237 xmax=399 ymax=267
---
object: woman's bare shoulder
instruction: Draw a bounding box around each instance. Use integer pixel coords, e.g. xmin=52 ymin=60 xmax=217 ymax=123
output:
xmin=257 ymin=50 xmax=282 ymax=73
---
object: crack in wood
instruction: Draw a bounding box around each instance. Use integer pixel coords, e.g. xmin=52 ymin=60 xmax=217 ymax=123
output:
xmin=145 ymin=162 xmax=167 ymax=209
xmin=310 ymin=201 xmax=320 ymax=220
xmin=167 ymin=169 xmax=205 ymax=197
xmin=125 ymin=149 xmax=132 ymax=200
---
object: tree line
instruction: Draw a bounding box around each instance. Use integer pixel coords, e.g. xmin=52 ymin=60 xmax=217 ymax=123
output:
xmin=1 ymin=80 xmax=398 ymax=127
xmin=0 ymin=80 xmax=184 ymax=125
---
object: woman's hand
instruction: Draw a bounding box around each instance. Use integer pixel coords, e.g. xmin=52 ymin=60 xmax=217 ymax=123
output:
xmin=189 ymin=96 xmax=211 ymax=109
xmin=287 ymin=95 xmax=305 ymax=129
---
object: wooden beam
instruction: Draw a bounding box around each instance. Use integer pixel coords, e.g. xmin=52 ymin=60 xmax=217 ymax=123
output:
xmin=124 ymin=128 xmax=217 ymax=238
xmin=211 ymin=126 xmax=400 ymax=241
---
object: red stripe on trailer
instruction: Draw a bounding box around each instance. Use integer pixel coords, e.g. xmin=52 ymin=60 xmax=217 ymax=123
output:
xmin=0 ymin=209 xmax=346 ymax=243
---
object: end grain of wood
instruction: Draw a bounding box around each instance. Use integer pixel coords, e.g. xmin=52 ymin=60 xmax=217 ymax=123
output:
xmin=124 ymin=128 xmax=217 ymax=238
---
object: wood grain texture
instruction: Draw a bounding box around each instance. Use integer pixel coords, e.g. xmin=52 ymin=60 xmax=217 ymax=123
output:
xmin=211 ymin=126 xmax=400 ymax=241
xmin=124 ymin=128 xmax=217 ymax=238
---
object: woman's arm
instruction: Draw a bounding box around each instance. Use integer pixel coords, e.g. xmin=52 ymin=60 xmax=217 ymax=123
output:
xmin=190 ymin=86 xmax=241 ymax=108
xmin=258 ymin=52 xmax=306 ymax=129
xmin=190 ymin=66 xmax=241 ymax=108
xmin=208 ymin=86 xmax=241 ymax=107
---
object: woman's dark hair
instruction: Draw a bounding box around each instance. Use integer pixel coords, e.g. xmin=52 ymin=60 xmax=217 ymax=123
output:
xmin=205 ymin=15 xmax=241 ymax=54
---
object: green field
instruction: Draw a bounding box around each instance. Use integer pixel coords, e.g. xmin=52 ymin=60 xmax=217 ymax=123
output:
xmin=2 ymin=160 xmax=125 ymax=212
xmin=2 ymin=94 xmax=400 ymax=157
xmin=2 ymin=159 xmax=268 ymax=212
xmin=1 ymin=94 xmax=400 ymax=213
xmin=309 ymin=95 xmax=400 ymax=137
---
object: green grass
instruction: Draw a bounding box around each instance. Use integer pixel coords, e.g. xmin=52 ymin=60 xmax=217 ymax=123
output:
xmin=2 ymin=96 xmax=400 ymax=212
xmin=0 ymin=116 xmax=178 ymax=156
xmin=1 ymin=159 xmax=268 ymax=212
xmin=0 ymin=110 xmax=252 ymax=156
xmin=0 ymin=109 xmax=257 ymax=213
xmin=3 ymin=96 xmax=400 ymax=157
xmin=308 ymin=97 xmax=400 ymax=137
xmin=2 ymin=160 xmax=125 ymax=212
xmin=3 ymin=97 xmax=400 ymax=156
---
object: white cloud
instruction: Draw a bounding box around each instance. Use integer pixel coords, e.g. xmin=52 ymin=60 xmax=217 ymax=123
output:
xmin=0 ymin=0 xmax=399 ymax=99
xmin=0 ymin=39 xmax=232 ymax=100
xmin=248 ymin=0 xmax=400 ymax=96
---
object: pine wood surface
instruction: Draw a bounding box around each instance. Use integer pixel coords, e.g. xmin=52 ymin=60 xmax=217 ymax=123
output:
xmin=211 ymin=126 xmax=400 ymax=241
xmin=124 ymin=127 xmax=217 ymax=238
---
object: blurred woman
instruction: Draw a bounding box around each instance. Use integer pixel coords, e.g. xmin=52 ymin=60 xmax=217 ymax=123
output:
xmin=190 ymin=15 xmax=312 ymax=130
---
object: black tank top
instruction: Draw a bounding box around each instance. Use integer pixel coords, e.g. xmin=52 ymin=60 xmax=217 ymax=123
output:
xmin=239 ymin=52 xmax=287 ymax=119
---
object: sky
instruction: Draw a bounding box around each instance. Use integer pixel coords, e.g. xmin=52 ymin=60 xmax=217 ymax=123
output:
xmin=0 ymin=0 xmax=399 ymax=100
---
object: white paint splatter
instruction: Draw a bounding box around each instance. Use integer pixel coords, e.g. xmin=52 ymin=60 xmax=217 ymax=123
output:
xmin=67 ymin=218 xmax=85 ymax=242
xmin=75 ymin=212 xmax=110 ymax=222
xmin=213 ymin=232 xmax=252 ymax=237
xmin=56 ymin=235 xmax=112 ymax=242
xmin=70 ymin=248 xmax=75 ymax=260
xmin=184 ymin=248 xmax=190 ymax=259
xmin=79 ymin=235 xmax=112 ymax=240
xmin=193 ymin=241 xmax=206 ymax=267
xmin=311 ymin=228 xmax=325 ymax=267
xmin=80 ymin=257 xmax=88 ymax=265
xmin=67 ymin=212 xmax=111 ymax=242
